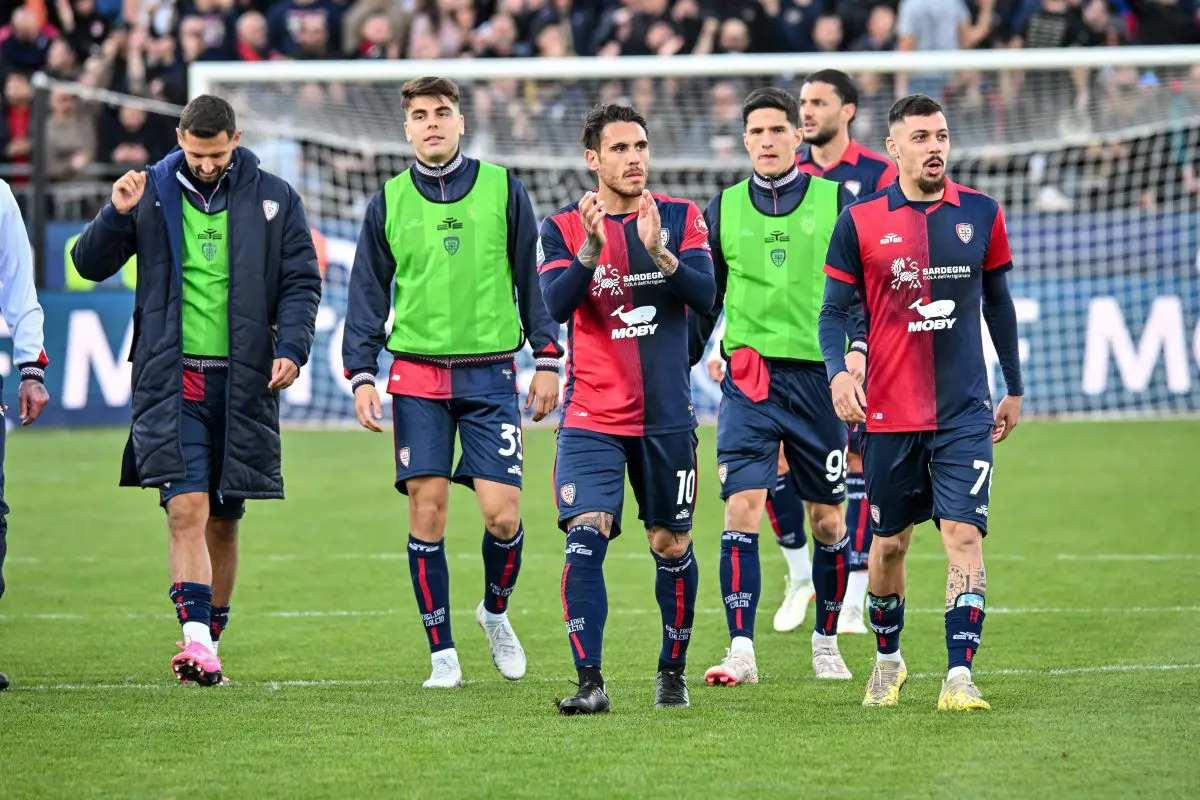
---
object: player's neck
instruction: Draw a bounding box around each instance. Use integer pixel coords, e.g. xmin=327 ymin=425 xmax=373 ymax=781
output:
xmin=898 ymin=175 xmax=945 ymax=203
xmin=596 ymin=184 xmax=639 ymax=215
xmin=414 ymin=149 xmax=464 ymax=176
xmin=808 ymin=132 xmax=852 ymax=169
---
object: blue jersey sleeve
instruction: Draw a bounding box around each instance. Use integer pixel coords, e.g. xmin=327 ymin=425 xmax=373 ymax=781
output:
xmin=823 ymin=208 xmax=864 ymax=285
xmin=537 ymin=213 xmax=593 ymax=324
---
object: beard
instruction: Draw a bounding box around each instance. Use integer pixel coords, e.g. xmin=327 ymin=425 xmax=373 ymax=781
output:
xmin=189 ymin=162 xmax=227 ymax=184
xmin=802 ymin=124 xmax=837 ymax=147
xmin=603 ymin=172 xmax=646 ymax=198
xmin=916 ymin=173 xmax=946 ymax=194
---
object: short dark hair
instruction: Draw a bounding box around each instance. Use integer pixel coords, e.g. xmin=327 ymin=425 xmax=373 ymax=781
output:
xmin=400 ymin=76 xmax=460 ymax=110
xmin=581 ymin=103 xmax=649 ymax=152
xmin=178 ymin=94 xmax=236 ymax=139
xmin=888 ymin=94 xmax=944 ymax=127
xmin=802 ymin=69 xmax=860 ymax=108
xmin=741 ymin=87 xmax=798 ymax=128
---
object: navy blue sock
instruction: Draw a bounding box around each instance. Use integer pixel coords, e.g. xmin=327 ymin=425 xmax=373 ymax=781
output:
xmin=719 ymin=531 xmax=760 ymax=640
xmin=845 ymin=473 xmax=872 ymax=572
xmin=169 ymin=582 xmax=213 ymax=628
xmin=210 ymin=606 xmax=230 ymax=643
xmin=766 ymin=473 xmax=808 ymax=549
xmin=813 ymin=533 xmax=850 ymax=636
xmin=653 ymin=542 xmax=698 ymax=670
xmin=946 ymin=593 xmax=986 ymax=671
xmin=868 ymin=593 xmax=905 ymax=655
xmin=561 ymin=525 xmax=609 ymax=669
xmin=482 ymin=525 xmax=524 ymax=614
xmin=407 ymin=534 xmax=454 ymax=653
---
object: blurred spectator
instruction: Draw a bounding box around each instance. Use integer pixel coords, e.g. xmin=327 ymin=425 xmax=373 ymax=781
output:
xmin=851 ymin=4 xmax=897 ymax=50
xmin=355 ymin=11 xmax=399 ymax=57
xmin=234 ymin=10 xmax=279 ymax=59
xmin=98 ymin=104 xmax=173 ymax=167
xmin=406 ymin=0 xmax=474 ymax=58
xmin=45 ymin=88 xmax=96 ymax=180
xmin=181 ymin=0 xmax=237 ymax=59
xmin=810 ymin=12 xmax=844 ymax=50
xmin=292 ymin=12 xmax=330 ymax=57
xmin=45 ymin=36 xmax=79 ymax=76
xmin=0 ymin=70 xmax=33 ymax=170
xmin=1123 ymin=0 xmax=1200 ymax=45
xmin=895 ymin=0 xmax=994 ymax=96
xmin=691 ymin=79 xmax=744 ymax=159
xmin=534 ymin=17 xmax=572 ymax=56
xmin=341 ymin=0 xmax=412 ymax=57
xmin=759 ymin=0 xmax=824 ymax=53
xmin=476 ymin=11 xmax=523 ymax=56
xmin=0 ymin=7 xmax=58 ymax=73
xmin=54 ymin=0 xmax=113 ymax=59
xmin=268 ymin=0 xmax=345 ymax=58
xmin=1078 ymin=0 xmax=1128 ymax=46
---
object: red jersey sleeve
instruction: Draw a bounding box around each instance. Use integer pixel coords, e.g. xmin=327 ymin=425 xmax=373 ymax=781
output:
xmin=983 ymin=205 xmax=1013 ymax=272
xmin=680 ymin=201 xmax=712 ymax=253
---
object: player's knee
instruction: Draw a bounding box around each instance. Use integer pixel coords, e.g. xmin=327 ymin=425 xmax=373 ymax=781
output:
xmin=207 ymin=518 xmax=238 ymax=544
xmin=482 ymin=507 xmax=521 ymax=540
xmin=408 ymin=495 xmax=448 ymax=541
xmin=647 ymin=527 xmax=691 ymax=559
xmin=167 ymin=493 xmax=208 ymax=535
xmin=942 ymin=521 xmax=983 ymax=553
xmin=874 ymin=534 xmax=909 ymax=562
xmin=725 ymin=491 xmax=765 ymax=531
xmin=808 ymin=504 xmax=843 ymax=543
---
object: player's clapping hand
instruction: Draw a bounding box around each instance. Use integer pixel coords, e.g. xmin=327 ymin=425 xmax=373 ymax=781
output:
xmin=578 ymin=191 xmax=607 ymax=259
xmin=111 ymin=170 xmax=146 ymax=214
xmin=18 ymin=380 xmax=49 ymax=426
xmin=354 ymin=383 xmax=384 ymax=433
xmin=636 ymin=190 xmax=663 ymax=255
xmin=992 ymin=394 xmax=1021 ymax=443
xmin=845 ymin=350 xmax=866 ymax=386
xmin=830 ymin=371 xmax=867 ymax=424
xmin=526 ymin=371 xmax=560 ymax=422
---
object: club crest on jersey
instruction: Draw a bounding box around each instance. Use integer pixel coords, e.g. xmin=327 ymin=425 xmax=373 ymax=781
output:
xmin=201 ymin=242 xmax=218 ymax=262
xmin=870 ymin=505 xmax=881 ymax=524
xmin=890 ymin=257 xmax=922 ymax=291
xmin=956 ymin=223 xmax=974 ymax=244
xmin=444 ymin=236 xmax=460 ymax=255
xmin=399 ymin=447 xmax=410 ymax=468
xmin=592 ymin=265 xmax=622 ymax=297
xmin=770 ymin=248 xmax=786 ymax=268
xmin=536 ymin=237 xmax=545 ymax=266
xmin=560 ymin=483 xmax=576 ymax=506
xmin=262 ymin=200 xmax=279 ymax=221
xmin=844 ymin=180 xmax=862 ymax=197
xmin=718 ymin=463 xmax=728 ymax=484
xmin=660 ymin=228 xmax=670 ymax=248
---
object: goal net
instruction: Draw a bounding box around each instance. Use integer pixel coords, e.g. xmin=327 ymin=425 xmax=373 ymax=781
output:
xmin=116 ymin=49 xmax=1200 ymax=423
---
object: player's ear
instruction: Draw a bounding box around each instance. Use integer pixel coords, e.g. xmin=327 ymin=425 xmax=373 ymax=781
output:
xmin=403 ymin=118 xmax=412 ymax=143
xmin=885 ymin=135 xmax=898 ymax=161
xmin=457 ymin=112 xmax=466 ymax=136
xmin=584 ymin=148 xmax=599 ymax=172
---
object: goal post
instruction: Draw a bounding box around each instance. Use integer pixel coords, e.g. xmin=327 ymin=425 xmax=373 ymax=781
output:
xmin=187 ymin=47 xmax=1200 ymax=424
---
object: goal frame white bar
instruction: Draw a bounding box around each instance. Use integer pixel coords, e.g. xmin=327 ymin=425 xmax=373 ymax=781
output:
xmin=189 ymin=45 xmax=1200 ymax=100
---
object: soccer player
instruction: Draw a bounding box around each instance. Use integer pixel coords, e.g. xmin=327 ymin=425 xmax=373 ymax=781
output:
xmin=0 ymin=178 xmax=51 ymax=691
xmin=690 ymin=87 xmax=861 ymax=686
xmin=797 ymin=69 xmax=900 ymax=635
xmin=72 ymin=95 xmax=322 ymax=686
xmin=539 ymin=103 xmax=716 ymax=714
xmin=818 ymin=94 xmax=1023 ymax=711
xmin=343 ymin=77 xmax=564 ymax=689
xmin=703 ymin=317 xmax=817 ymax=635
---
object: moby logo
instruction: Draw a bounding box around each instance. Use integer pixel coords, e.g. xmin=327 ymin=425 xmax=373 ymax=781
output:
xmin=610 ymin=305 xmax=659 ymax=339
xmin=907 ymin=299 xmax=957 ymax=332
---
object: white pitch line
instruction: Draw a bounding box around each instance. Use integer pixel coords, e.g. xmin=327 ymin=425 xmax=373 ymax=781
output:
xmin=1056 ymin=554 xmax=1200 ymax=562
xmin=10 ymin=662 xmax=1200 ymax=693
xmin=2 ymin=606 xmax=1198 ymax=623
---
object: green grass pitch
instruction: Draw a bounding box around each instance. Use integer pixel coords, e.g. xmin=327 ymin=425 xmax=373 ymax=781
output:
xmin=1 ymin=421 xmax=1198 ymax=798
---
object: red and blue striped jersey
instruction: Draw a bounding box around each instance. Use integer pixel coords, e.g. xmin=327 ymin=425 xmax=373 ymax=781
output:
xmin=797 ymin=139 xmax=898 ymax=199
xmin=537 ymin=194 xmax=716 ymax=436
xmin=824 ymin=180 xmax=1013 ymax=432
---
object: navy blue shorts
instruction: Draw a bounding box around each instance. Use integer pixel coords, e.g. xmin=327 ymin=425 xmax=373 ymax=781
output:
xmin=862 ymin=424 xmax=994 ymax=537
xmin=848 ymin=423 xmax=866 ymax=456
xmin=392 ymin=392 xmax=523 ymax=495
xmin=159 ymin=369 xmax=245 ymax=520
xmin=554 ymin=428 xmax=699 ymax=538
xmin=716 ymin=364 xmax=847 ymax=505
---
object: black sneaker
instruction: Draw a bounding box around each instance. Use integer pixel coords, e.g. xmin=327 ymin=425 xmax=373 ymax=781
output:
xmin=0 ymin=671 xmax=8 ymax=691
xmin=654 ymin=668 xmax=689 ymax=709
xmin=557 ymin=669 xmax=611 ymax=715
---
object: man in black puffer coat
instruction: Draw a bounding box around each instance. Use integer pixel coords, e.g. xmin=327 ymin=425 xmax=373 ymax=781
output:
xmin=72 ymin=95 xmax=321 ymax=686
